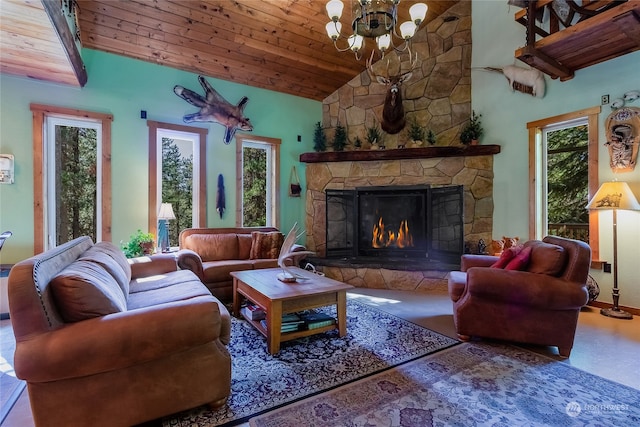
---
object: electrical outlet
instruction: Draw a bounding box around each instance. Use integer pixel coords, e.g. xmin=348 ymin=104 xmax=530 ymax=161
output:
xmin=601 ymin=95 xmax=610 ymax=105
xmin=603 ymin=262 xmax=612 ymax=273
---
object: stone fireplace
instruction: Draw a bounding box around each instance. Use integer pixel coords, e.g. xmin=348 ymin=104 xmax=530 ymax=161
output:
xmin=301 ymin=146 xmax=499 ymax=291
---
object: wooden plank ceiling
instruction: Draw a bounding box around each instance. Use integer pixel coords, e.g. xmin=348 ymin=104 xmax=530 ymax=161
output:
xmin=0 ymin=0 xmax=80 ymax=86
xmin=76 ymin=0 xmax=458 ymax=101
xmin=2 ymin=0 xmax=459 ymax=101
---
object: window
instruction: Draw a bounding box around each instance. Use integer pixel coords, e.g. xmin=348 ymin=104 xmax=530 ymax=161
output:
xmin=147 ymin=121 xmax=206 ymax=245
xmin=236 ymin=134 xmax=281 ymax=228
xmin=544 ymin=121 xmax=589 ymax=241
xmin=527 ymin=106 xmax=601 ymax=263
xmin=31 ymin=104 xmax=113 ymax=253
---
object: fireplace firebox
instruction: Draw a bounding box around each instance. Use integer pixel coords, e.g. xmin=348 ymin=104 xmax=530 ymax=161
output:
xmin=326 ymin=185 xmax=463 ymax=265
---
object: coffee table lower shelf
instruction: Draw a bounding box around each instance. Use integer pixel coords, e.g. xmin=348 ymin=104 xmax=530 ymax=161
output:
xmin=239 ymin=313 xmax=338 ymax=342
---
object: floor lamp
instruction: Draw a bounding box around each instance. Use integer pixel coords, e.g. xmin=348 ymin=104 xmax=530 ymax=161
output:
xmin=586 ymin=181 xmax=640 ymax=319
xmin=157 ymin=203 xmax=176 ymax=253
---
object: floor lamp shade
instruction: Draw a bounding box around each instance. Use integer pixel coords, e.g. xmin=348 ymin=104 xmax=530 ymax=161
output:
xmin=158 ymin=203 xmax=176 ymax=252
xmin=586 ymin=181 xmax=640 ymax=319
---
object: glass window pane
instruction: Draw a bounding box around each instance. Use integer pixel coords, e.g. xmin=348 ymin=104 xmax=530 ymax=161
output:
xmin=242 ymin=146 xmax=267 ymax=227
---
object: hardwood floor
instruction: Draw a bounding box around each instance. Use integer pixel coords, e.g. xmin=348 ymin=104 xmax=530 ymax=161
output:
xmin=2 ymin=288 xmax=639 ymax=426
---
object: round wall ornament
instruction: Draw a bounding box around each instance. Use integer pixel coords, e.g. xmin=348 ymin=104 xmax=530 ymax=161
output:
xmin=604 ymin=107 xmax=640 ymax=173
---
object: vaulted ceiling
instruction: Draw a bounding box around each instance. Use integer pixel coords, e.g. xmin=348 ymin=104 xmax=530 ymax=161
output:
xmin=1 ymin=0 xmax=459 ymax=101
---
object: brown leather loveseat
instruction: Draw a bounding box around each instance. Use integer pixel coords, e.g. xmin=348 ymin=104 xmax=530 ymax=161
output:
xmin=177 ymin=227 xmax=308 ymax=302
xmin=8 ymin=236 xmax=231 ymax=427
xmin=447 ymin=235 xmax=591 ymax=357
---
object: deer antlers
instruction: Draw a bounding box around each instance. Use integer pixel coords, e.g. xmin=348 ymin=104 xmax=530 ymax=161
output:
xmin=366 ymin=49 xmax=419 ymax=84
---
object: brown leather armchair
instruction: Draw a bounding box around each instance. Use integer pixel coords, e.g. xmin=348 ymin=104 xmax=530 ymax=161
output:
xmin=448 ymin=236 xmax=591 ymax=357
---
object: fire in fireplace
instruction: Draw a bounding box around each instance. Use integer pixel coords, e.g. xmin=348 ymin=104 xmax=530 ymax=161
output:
xmin=326 ymin=185 xmax=463 ymax=264
xmin=372 ymin=218 xmax=413 ymax=249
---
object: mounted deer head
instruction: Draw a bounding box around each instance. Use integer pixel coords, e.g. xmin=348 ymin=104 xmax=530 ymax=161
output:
xmin=367 ymin=52 xmax=418 ymax=135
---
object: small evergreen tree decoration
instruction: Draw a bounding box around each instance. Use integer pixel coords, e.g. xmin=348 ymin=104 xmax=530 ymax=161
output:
xmin=427 ymin=129 xmax=437 ymax=145
xmin=353 ymin=136 xmax=362 ymax=149
xmin=460 ymin=110 xmax=483 ymax=145
xmin=332 ymin=122 xmax=348 ymax=151
xmin=366 ymin=125 xmax=382 ymax=148
xmin=313 ymin=122 xmax=326 ymax=152
xmin=408 ymin=118 xmax=424 ymax=143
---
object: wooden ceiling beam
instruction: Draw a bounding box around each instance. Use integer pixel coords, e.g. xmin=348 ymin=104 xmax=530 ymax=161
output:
xmin=41 ymin=0 xmax=87 ymax=86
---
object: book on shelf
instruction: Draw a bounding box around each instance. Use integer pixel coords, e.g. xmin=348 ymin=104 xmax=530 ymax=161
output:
xmin=241 ymin=304 xmax=266 ymax=321
xmin=299 ymin=311 xmax=336 ymax=330
xmin=260 ymin=319 xmax=304 ymax=333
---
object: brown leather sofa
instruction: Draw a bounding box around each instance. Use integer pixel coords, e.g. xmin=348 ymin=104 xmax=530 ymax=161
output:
xmin=8 ymin=236 xmax=231 ymax=427
xmin=177 ymin=227 xmax=308 ymax=302
xmin=448 ymin=235 xmax=591 ymax=357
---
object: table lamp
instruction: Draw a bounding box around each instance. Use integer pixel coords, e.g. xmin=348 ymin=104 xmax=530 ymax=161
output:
xmin=586 ymin=181 xmax=640 ymax=319
xmin=157 ymin=203 xmax=176 ymax=252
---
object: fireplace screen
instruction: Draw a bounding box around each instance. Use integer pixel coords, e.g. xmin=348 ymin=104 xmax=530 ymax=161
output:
xmin=326 ymin=185 xmax=463 ymax=263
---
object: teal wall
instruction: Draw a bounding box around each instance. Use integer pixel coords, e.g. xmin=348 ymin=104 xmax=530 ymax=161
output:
xmin=0 ymin=49 xmax=320 ymax=264
xmin=472 ymin=1 xmax=640 ymax=308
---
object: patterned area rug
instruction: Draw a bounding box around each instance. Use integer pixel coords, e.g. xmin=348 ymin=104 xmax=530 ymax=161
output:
xmin=163 ymin=298 xmax=459 ymax=426
xmin=251 ymin=342 xmax=640 ymax=427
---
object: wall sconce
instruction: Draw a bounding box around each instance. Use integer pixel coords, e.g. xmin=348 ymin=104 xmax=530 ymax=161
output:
xmin=0 ymin=154 xmax=15 ymax=184
xmin=157 ymin=203 xmax=176 ymax=252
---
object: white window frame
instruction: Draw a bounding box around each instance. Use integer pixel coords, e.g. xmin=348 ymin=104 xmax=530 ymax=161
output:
xmin=235 ymin=134 xmax=281 ymax=228
xmin=147 ymin=121 xmax=207 ymax=238
xmin=156 ymin=128 xmax=201 ymax=226
xmin=44 ymin=116 xmax=103 ymax=248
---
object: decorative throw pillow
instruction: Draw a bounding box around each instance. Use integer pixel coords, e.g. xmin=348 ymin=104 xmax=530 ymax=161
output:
xmin=504 ymin=246 xmax=532 ymax=271
xmin=51 ymin=260 xmax=128 ymax=323
xmin=490 ymin=246 xmax=518 ymax=268
xmin=249 ymin=231 xmax=284 ymax=259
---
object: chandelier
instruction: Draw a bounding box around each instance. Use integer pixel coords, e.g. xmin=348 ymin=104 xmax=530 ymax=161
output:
xmin=325 ymin=0 xmax=428 ymax=60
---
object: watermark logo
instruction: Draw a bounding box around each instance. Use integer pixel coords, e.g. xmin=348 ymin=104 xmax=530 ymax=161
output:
xmin=566 ymin=401 xmax=629 ymax=418
xmin=566 ymin=402 xmax=582 ymax=417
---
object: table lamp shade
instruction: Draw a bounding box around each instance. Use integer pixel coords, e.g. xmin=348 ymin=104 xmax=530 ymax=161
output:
xmin=586 ymin=181 xmax=640 ymax=211
xmin=158 ymin=203 xmax=176 ymax=220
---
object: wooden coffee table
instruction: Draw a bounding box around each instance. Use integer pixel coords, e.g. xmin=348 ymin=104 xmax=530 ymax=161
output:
xmin=231 ymin=267 xmax=353 ymax=354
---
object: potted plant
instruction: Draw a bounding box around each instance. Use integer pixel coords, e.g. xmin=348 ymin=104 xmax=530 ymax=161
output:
xmin=366 ymin=125 xmax=382 ymax=149
xmin=460 ymin=110 xmax=483 ymax=145
xmin=408 ymin=118 xmax=425 ymax=146
xmin=121 ymin=229 xmax=155 ymax=258
xmin=332 ymin=122 xmax=347 ymax=152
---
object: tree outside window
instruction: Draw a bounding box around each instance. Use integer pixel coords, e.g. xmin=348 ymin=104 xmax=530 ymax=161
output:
xmin=161 ymin=138 xmax=193 ymax=247
xmin=546 ymin=124 xmax=589 ymax=242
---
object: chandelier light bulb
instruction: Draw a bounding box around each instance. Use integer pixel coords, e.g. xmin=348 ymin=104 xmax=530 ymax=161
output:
xmin=399 ymin=21 xmax=417 ymax=39
xmin=409 ymin=3 xmax=428 ymax=25
xmin=326 ymin=0 xmax=344 ymax=21
xmin=376 ymin=33 xmax=391 ymax=51
xmin=324 ymin=0 xmax=428 ymax=59
xmin=349 ymin=34 xmax=364 ymax=52
xmin=326 ymin=21 xmax=342 ymax=40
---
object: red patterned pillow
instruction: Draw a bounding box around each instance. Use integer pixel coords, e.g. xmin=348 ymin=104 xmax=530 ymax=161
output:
xmin=490 ymin=247 xmax=518 ymax=268
xmin=505 ymin=246 xmax=532 ymax=271
xmin=249 ymin=231 xmax=284 ymax=259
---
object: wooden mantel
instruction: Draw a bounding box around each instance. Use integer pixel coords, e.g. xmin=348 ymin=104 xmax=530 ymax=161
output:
xmin=300 ymin=145 xmax=501 ymax=163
